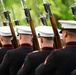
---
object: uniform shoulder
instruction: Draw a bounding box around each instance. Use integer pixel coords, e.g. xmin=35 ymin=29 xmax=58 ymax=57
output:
xmin=29 ymin=50 xmax=40 ymax=55
xmin=53 ymin=48 xmax=64 ymax=52
xmin=6 ymin=48 xmax=18 ymax=55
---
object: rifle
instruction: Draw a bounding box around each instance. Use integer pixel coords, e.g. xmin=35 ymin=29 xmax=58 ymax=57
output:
xmin=20 ymin=0 xmax=40 ymax=51
xmin=40 ymin=16 xmax=48 ymax=26
xmin=2 ymin=21 xmax=7 ymax=26
xmin=14 ymin=19 xmax=20 ymax=25
xmin=11 ymin=7 xmax=20 ymax=25
xmin=1 ymin=0 xmax=19 ymax=48
xmin=33 ymin=0 xmax=48 ymax=26
xmin=43 ymin=1 xmax=63 ymax=49
xmin=71 ymin=6 xmax=76 ymax=16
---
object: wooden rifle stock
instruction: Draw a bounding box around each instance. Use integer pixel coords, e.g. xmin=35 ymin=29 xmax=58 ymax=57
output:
xmin=43 ymin=2 xmax=63 ymax=49
xmin=30 ymin=20 xmax=40 ymax=51
xmin=23 ymin=8 xmax=40 ymax=51
xmin=3 ymin=11 xmax=19 ymax=48
xmin=50 ymin=16 xmax=62 ymax=49
xmin=9 ymin=22 xmax=19 ymax=48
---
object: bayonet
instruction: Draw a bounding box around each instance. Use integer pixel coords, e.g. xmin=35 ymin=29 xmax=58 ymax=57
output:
xmin=0 ymin=0 xmax=5 ymax=11
xmin=11 ymin=6 xmax=20 ymax=25
xmin=21 ymin=0 xmax=26 ymax=9
xmin=11 ymin=6 xmax=16 ymax=20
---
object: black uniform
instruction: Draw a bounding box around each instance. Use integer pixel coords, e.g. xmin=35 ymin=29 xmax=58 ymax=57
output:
xmin=35 ymin=42 xmax=76 ymax=75
xmin=17 ymin=47 xmax=53 ymax=75
xmin=0 ymin=44 xmax=33 ymax=75
xmin=70 ymin=69 xmax=76 ymax=75
xmin=0 ymin=44 xmax=13 ymax=64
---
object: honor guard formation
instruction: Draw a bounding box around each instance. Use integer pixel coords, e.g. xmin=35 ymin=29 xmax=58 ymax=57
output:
xmin=0 ymin=0 xmax=76 ymax=75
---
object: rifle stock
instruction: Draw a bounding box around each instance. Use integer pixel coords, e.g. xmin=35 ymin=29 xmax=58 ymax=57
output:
xmin=30 ymin=20 xmax=40 ymax=51
xmin=0 ymin=0 xmax=19 ymax=48
xmin=3 ymin=11 xmax=19 ymax=48
xmin=43 ymin=2 xmax=63 ymax=49
xmin=50 ymin=16 xmax=62 ymax=49
xmin=9 ymin=22 xmax=19 ymax=48
xmin=23 ymin=7 xmax=40 ymax=51
xmin=20 ymin=0 xmax=40 ymax=51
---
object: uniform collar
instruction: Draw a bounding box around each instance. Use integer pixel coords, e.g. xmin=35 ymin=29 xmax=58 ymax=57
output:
xmin=41 ymin=47 xmax=53 ymax=51
xmin=20 ymin=43 xmax=32 ymax=48
xmin=66 ymin=42 xmax=76 ymax=47
xmin=66 ymin=42 xmax=76 ymax=45
xmin=2 ymin=44 xmax=13 ymax=48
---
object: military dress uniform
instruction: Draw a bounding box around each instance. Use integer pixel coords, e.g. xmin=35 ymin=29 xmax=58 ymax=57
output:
xmin=17 ymin=26 xmax=54 ymax=75
xmin=35 ymin=20 xmax=76 ymax=75
xmin=0 ymin=44 xmax=13 ymax=64
xmin=0 ymin=26 xmax=14 ymax=64
xmin=0 ymin=26 xmax=33 ymax=75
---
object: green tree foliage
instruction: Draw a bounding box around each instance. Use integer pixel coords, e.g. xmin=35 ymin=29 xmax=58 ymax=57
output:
xmin=0 ymin=0 xmax=75 ymax=27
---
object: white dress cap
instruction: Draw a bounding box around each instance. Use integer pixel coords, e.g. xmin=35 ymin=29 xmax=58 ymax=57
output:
xmin=58 ymin=20 xmax=76 ymax=29
xmin=15 ymin=26 xmax=32 ymax=35
xmin=0 ymin=26 xmax=16 ymax=36
xmin=35 ymin=26 xmax=54 ymax=37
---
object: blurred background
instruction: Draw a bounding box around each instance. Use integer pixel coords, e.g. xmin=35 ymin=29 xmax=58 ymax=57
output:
xmin=0 ymin=0 xmax=76 ymax=27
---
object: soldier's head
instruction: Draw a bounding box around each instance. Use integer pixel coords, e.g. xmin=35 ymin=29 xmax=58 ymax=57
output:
xmin=35 ymin=26 xmax=54 ymax=48
xmin=0 ymin=26 xmax=12 ymax=45
xmin=58 ymin=20 xmax=76 ymax=43
xmin=15 ymin=26 xmax=32 ymax=45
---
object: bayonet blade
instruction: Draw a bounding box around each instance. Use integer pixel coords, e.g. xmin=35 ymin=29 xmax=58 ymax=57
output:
xmin=0 ymin=0 xmax=5 ymax=11
xmin=20 ymin=0 xmax=25 ymax=9
xmin=11 ymin=6 xmax=16 ymax=20
xmin=34 ymin=0 xmax=41 ymax=16
xmin=42 ymin=0 xmax=47 ymax=3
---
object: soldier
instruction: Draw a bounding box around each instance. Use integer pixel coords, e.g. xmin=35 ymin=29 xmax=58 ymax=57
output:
xmin=35 ymin=20 xmax=76 ymax=75
xmin=17 ymin=26 xmax=54 ymax=75
xmin=0 ymin=26 xmax=33 ymax=75
xmin=0 ymin=26 xmax=14 ymax=64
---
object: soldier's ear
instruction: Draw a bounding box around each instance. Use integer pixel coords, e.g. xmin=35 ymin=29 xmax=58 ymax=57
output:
xmin=18 ymin=34 xmax=21 ymax=40
xmin=20 ymin=35 xmax=21 ymax=39
xmin=40 ymin=38 xmax=43 ymax=43
xmin=65 ymin=31 xmax=68 ymax=38
xmin=62 ymin=30 xmax=67 ymax=38
xmin=1 ymin=37 xmax=3 ymax=41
